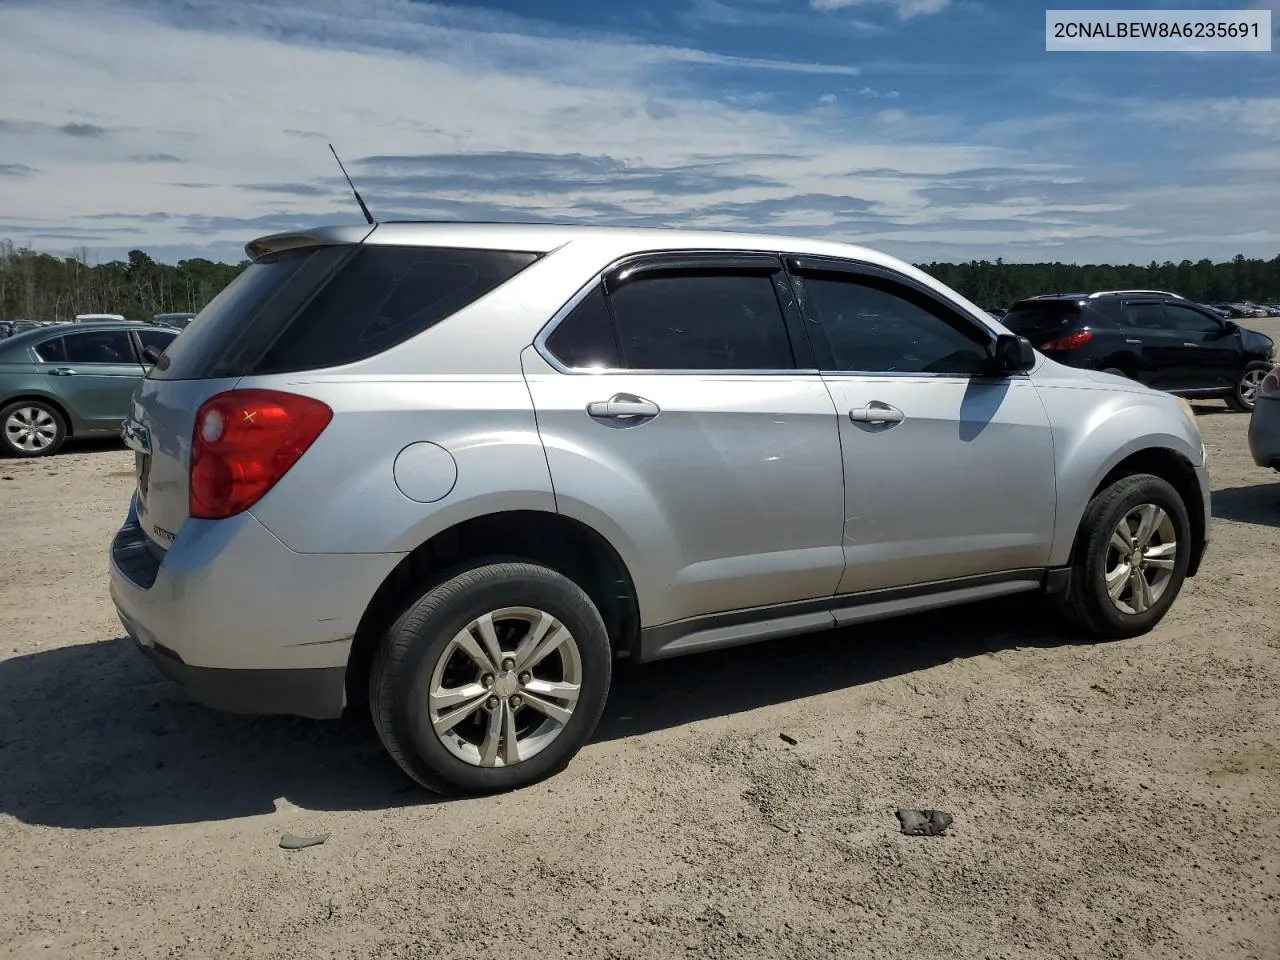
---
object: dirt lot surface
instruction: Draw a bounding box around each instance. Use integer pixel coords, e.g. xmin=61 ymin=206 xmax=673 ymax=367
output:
xmin=3 ymin=348 xmax=1280 ymax=959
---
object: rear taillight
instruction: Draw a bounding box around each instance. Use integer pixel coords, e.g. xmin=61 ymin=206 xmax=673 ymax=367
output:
xmin=1260 ymin=365 xmax=1280 ymax=399
xmin=189 ymin=389 xmax=332 ymax=519
xmin=1041 ymin=330 xmax=1094 ymax=351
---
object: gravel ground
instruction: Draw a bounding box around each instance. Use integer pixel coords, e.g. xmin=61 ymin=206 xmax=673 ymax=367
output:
xmin=2 ymin=354 xmax=1279 ymax=960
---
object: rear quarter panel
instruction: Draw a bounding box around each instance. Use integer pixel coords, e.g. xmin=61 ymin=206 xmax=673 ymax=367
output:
xmin=1034 ymin=375 xmax=1204 ymax=566
xmin=242 ymin=374 xmax=556 ymax=554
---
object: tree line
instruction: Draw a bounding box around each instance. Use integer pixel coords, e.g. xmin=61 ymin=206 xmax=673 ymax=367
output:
xmin=2 ymin=238 xmax=1278 ymax=322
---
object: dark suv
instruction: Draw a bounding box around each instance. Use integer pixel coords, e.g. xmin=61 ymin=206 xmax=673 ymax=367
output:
xmin=1001 ymin=290 xmax=1275 ymax=411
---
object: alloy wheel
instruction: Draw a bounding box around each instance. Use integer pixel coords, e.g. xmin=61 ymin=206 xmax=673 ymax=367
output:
xmin=1103 ymin=503 xmax=1178 ymax=615
xmin=4 ymin=406 xmax=57 ymax=452
xmin=1239 ymin=368 xmax=1267 ymax=406
xmin=427 ymin=606 xmax=582 ymax=767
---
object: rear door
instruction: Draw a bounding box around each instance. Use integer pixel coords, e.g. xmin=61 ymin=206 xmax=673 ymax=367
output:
xmin=524 ymin=253 xmax=847 ymax=625
xmin=36 ymin=329 xmax=145 ymax=432
xmin=785 ymin=256 xmax=1057 ymax=594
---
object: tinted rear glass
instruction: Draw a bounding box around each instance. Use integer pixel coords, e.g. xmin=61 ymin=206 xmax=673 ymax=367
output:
xmin=150 ymin=246 xmax=348 ymax=380
xmin=999 ymin=301 xmax=1082 ymax=335
xmin=252 ymin=246 xmax=540 ymax=375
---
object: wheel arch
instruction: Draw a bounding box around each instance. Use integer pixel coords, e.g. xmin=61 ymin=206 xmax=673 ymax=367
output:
xmin=0 ymin=392 xmax=77 ymax=437
xmin=1077 ymin=445 xmax=1207 ymax=578
xmin=345 ymin=509 xmax=641 ymax=711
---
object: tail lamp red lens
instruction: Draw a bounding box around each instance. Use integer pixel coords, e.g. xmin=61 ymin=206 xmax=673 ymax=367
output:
xmin=1040 ymin=330 xmax=1094 ymax=351
xmin=189 ymin=389 xmax=332 ymax=519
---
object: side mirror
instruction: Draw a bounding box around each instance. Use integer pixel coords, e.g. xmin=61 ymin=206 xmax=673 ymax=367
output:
xmin=989 ymin=333 xmax=1035 ymax=375
xmin=141 ymin=345 xmax=163 ymax=365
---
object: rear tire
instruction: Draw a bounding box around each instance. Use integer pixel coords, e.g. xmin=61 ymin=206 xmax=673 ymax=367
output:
xmin=1226 ymin=360 xmax=1271 ymax=412
xmin=1053 ymin=473 xmax=1191 ymax=639
xmin=369 ymin=560 xmax=612 ymax=796
xmin=0 ymin=400 xmax=66 ymax=457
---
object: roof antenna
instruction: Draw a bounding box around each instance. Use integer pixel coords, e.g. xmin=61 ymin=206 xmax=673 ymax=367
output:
xmin=328 ymin=143 xmax=375 ymax=225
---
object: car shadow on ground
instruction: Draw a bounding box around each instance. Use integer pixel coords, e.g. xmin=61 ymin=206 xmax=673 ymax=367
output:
xmin=1212 ymin=483 xmax=1280 ymax=527
xmin=0 ymin=595 xmax=1089 ymax=830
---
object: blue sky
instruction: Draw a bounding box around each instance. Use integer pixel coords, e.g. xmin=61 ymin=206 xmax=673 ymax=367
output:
xmin=0 ymin=0 xmax=1276 ymax=265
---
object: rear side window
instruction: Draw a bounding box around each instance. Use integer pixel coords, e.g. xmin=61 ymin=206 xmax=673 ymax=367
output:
xmin=150 ymin=246 xmax=346 ymax=380
xmin=545 ymin=284 xmax=621 ymax=369
xmin=1000 ymin=302 xmax=1082 ymax=336
xmin=253 ymin=247 xmax=540 ymax=374
xmin=33 ymin=337 xmax=67 ymax=362
xmin=607 ymin=273 xmax=794 ymax=371
xmin=62 ymin=330 xmax=136 ymax=364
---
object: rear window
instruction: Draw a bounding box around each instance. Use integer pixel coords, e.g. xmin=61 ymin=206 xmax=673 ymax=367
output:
xmin=149 ymin=245 xmax=539 ymax=380
xmin=150 ymin=246 xmax=346 ymax=380
xmin=999 ymin=301 xmax=1082 ymax=336
xmin=253 ymin=246 xmax=539 ymax=375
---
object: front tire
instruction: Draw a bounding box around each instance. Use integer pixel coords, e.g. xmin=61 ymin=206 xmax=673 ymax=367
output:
xmin=1227 ymin=360 xmax=1271 ymax=412
xmin=1054 ymin=473 xmax=1191 ymax=639
xmin=0 ymin=400 xmax=66 ymax=457
xmin=369 ymin=561 xmax=612 ymax=796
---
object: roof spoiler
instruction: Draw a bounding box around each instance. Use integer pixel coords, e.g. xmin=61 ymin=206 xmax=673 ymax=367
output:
xmin=244 ymin=223 xmax=377 ymax=261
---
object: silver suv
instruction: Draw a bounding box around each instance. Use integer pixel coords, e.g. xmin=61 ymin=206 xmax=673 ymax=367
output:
xmin=109 ymin=223 xmax=1211 ymax=795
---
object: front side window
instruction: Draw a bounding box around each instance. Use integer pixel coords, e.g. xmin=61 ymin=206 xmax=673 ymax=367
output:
xmin=1121 ymin=302 xmax=1170 ymax=330
xmin=61 ymin=330 xmax=135 ymax=364
xmin=1163 ymin=304 xmax=1222 ymax=334
xmin=607 ymin=272 xmax=794 ymax=371
xmin=137 ymin=329 xmax=178 ymax=353
xmin=801 ymin=275 xmax=989 ymax=375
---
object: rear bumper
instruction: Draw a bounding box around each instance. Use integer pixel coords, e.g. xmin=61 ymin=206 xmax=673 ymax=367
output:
xmin=1248 ymin=398 xmax=1280 ymax=469
xmin=109 ymin=494 xmax=404 ymax=719
xmin=128 ymin=639 xmax=347 ymax=719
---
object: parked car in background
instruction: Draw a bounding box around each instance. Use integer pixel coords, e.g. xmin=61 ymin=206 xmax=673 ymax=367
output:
xmin=0 ymin=322 xmax=13 ymax=340
xmin=1248 ymin=362 xmax=1280 ymax=471
xmin=75 ymin=313 xmax=129 ymax=323
xmin=152 ymin=312 xmax=196 ymax=330
xmin=110 ymin=222 xmax=1209 ymax=796
xmin=0 ymin=321 xmax=178 ymax=456
xmin=1000 ymin=290 xmax=1274 ymax=411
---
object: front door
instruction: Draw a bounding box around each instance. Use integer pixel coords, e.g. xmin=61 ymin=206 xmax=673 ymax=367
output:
xmin=785 ymin=257 xmax=1058 ymax=594
xmin=38 ymin=328 xmax=145 ymax=432
xmin=1160 ymin=301 xmax=1239 ymax=391
xmin=523 ymin=255 xmax=847 ymax=628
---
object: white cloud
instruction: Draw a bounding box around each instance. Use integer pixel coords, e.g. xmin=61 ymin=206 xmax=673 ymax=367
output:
xmin=0 ymin=0 xmax=1274 ymax=265
xmin=810 ymin=0 xmax=953 ymax=19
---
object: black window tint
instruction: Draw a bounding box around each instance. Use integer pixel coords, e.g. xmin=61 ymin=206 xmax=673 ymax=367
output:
xmin=62 ymin=330 xmax=135 ymax=364
xmin=608 ymin=273 xmax=794 ymax=370
xmin=1000 ymin=302 xmax=1081 ymax=337
xmin=254 ymin=246 xmax=540 ymax=374
xmin=151 ymin=246 xmax=343 ymax=381
xmin=137 ymin=329 xmax=177 ymax=352
xmin=803 ymin=276 xmax=988 ymax=375
xmin=1164 ymin=304 xmax=1221 ymax=334
xmin=546 ymin=285 xmax=620 ymax=368
xmin=1122 ymin=302 xmax=1170 ymax=330
xmin=33 ymin=337 xmax=66 ymax=362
